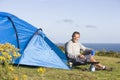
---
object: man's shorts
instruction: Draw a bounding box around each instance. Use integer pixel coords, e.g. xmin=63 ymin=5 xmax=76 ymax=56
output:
xmin=76 ymin=54 xmax=91 ymax=63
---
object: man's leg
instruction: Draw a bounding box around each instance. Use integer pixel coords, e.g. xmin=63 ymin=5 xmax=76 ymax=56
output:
xmin=90 ymin=56 xmax=112 ymax=71
xmin=90 ymin=56 xmax=105 ymax=68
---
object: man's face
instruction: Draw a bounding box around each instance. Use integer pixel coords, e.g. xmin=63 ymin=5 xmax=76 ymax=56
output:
xmin=72 ymin=34 xmax=80 ymax=43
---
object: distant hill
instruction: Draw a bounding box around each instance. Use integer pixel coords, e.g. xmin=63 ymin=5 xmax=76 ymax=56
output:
xmin=56 ymin=43 xmax=65 ymax=47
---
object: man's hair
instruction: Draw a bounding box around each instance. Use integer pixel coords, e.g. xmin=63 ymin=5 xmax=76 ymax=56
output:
xmin=72 ymin=31 xmax=80 ymax=37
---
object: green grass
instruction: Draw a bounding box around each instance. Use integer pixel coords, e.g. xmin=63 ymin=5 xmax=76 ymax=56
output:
xmin=1 ymin=56 xmax=119 ymax=80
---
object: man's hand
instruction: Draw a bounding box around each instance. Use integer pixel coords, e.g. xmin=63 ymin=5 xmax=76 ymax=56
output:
xmin=78 ymin=54 xmax=85 ymax=59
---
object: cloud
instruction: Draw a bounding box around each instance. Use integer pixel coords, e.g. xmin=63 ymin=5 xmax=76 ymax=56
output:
xmin=57 ymin=19 xmax=74 ymax=24
xmin=85 ymin=25 xmax=97 ymax=28
xmin=63 ymin=19 xmax=73 ymax=23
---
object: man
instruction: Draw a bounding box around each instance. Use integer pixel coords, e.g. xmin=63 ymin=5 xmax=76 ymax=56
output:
xmin=65 ymin=31 xmax=112 ymax=71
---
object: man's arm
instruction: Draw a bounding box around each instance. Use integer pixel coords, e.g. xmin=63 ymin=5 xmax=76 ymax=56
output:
xmin=80 ymin=43 xmax=87 ymax=51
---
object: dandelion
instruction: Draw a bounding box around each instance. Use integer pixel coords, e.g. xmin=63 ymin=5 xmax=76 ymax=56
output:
xmin=13 ymin=52 xmax=18 ymax=58
xmin=13 ymin=52 xmax=21 ymax=59
xmin=0 ymin=47 xmax=4 ymax=51
xmin=37 ymin=67 xmax=46 ymax=80
xmin=22 ymin=74 xmax=28 ymax=80
xmin=13 ymin=76 xmax=19 ymax=80
xmin=0 ymin=56 xmax=6 ymax=61
xmin=9 ymin=66 xmax=14 ymax=71
xmin=0 ymin=43 xmax=21 ymax=79
xmin=1 ymin=51 xmax=8 ymax=56
xmin=37 ymin=67 xmax=46 ymax=74
xmin=7 ymin=55 xmax=12 ymax=61
xmin=5 ymin=43 xmax=11 ymax=48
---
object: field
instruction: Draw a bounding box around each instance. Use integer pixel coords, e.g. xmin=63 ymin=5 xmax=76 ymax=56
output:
xmin=1 ymin=56 xmax=119 ymax=80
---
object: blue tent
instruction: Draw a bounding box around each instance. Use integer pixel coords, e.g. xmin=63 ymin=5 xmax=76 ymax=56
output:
xmin=0 ymin=12 xmax=69 ymax=70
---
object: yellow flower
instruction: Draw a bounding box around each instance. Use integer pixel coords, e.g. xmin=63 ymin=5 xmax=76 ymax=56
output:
xmin=0 ymin=47 xmax=4 ymax=51
xmin=13 ymin=52 xmax=21 ymax=58
xmin=0 ymin=56 xmax=6 ymax=61
xmin=5 ymin=43 xmax=11 ymax=48
xmin=7 ymin=55 xmax=12 ymax=60
xmin=37 ymin=67 xmax=46 ymax=74
xmin=1 ymin=51 xmax=6 ymax=56
xmin=13 ymin=76 xmax=19 ymax=80
xmin=14 ymin=48 xmax=19 ymax=52
xmin=9 ymin=66 xmax=14 ymax=71
xmin=17 ymin=53 xmax=21 ymax=57
xmin=1 ymin=51 xmax=8 ymax=56
xmin=0 ymin=43 xmax=21 ymax=63
xmin=13 ymin=52 xmax=18 ymax=57
xmin=22 ymin=75 xmax=28 ymax=80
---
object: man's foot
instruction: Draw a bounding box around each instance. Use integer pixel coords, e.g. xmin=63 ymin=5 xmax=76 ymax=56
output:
xmin=103 ymin=66 xmax=112 ymax=71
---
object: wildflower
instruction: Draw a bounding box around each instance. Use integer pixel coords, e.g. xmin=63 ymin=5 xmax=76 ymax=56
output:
xmin=13 ymin=52 xmax=21 ymax=58
xmin=0 ymin=43 xmax=21 ymax=80
xmin=17 ymin=53 xmax=21 ymax=57
xmin=37 ymin=67 xmax=46 ymax=74
xmin=9 ymin=66 xmax=14 ymax=71
xmin=22 ymin=75 xmax=28 ymax=80
xmin=13 ymin=52 xmax=18 ymax=58
xmin=7 ymin=55 xmax=12 ymax=60
xmin=0 ymin=47 xmax=4 ymax=51
xmin=13 ymin=76 xmax=19 ymax=80
xmin=1 ymin=51 xmax=8 ymax=56
xmin=14 ymin=48 xmax=19 ymax=52
xmin=5 ymin=43 xmax=11 ymax=48
xmin=0 ymin=56 xmax=6 ymax=61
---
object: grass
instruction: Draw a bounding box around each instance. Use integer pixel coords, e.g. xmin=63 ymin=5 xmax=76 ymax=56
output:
xmin=1 ymin=56 xmax=120 ymax=80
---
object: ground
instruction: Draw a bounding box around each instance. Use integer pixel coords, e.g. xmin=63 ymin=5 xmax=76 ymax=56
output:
xmin=5 ymin=56 xmax=120 ymax=80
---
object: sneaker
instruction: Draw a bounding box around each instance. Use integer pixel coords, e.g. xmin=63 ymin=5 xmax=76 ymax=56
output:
xmin=103 ymin=66 xmax=112 ymax=71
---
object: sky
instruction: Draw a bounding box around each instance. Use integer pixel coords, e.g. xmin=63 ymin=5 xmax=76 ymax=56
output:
xmin=0 ymin=0 xmax=120 ymax=43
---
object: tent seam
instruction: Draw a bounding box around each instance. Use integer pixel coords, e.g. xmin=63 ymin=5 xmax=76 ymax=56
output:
xmin=7 ymin=16 xmax=20 ymax=49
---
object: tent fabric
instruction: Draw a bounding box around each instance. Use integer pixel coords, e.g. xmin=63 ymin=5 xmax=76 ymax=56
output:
xmin=0 ymin=12 xmax=37 ymax=52
xmin=0 ymin=12 xmax=69 ymax=70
